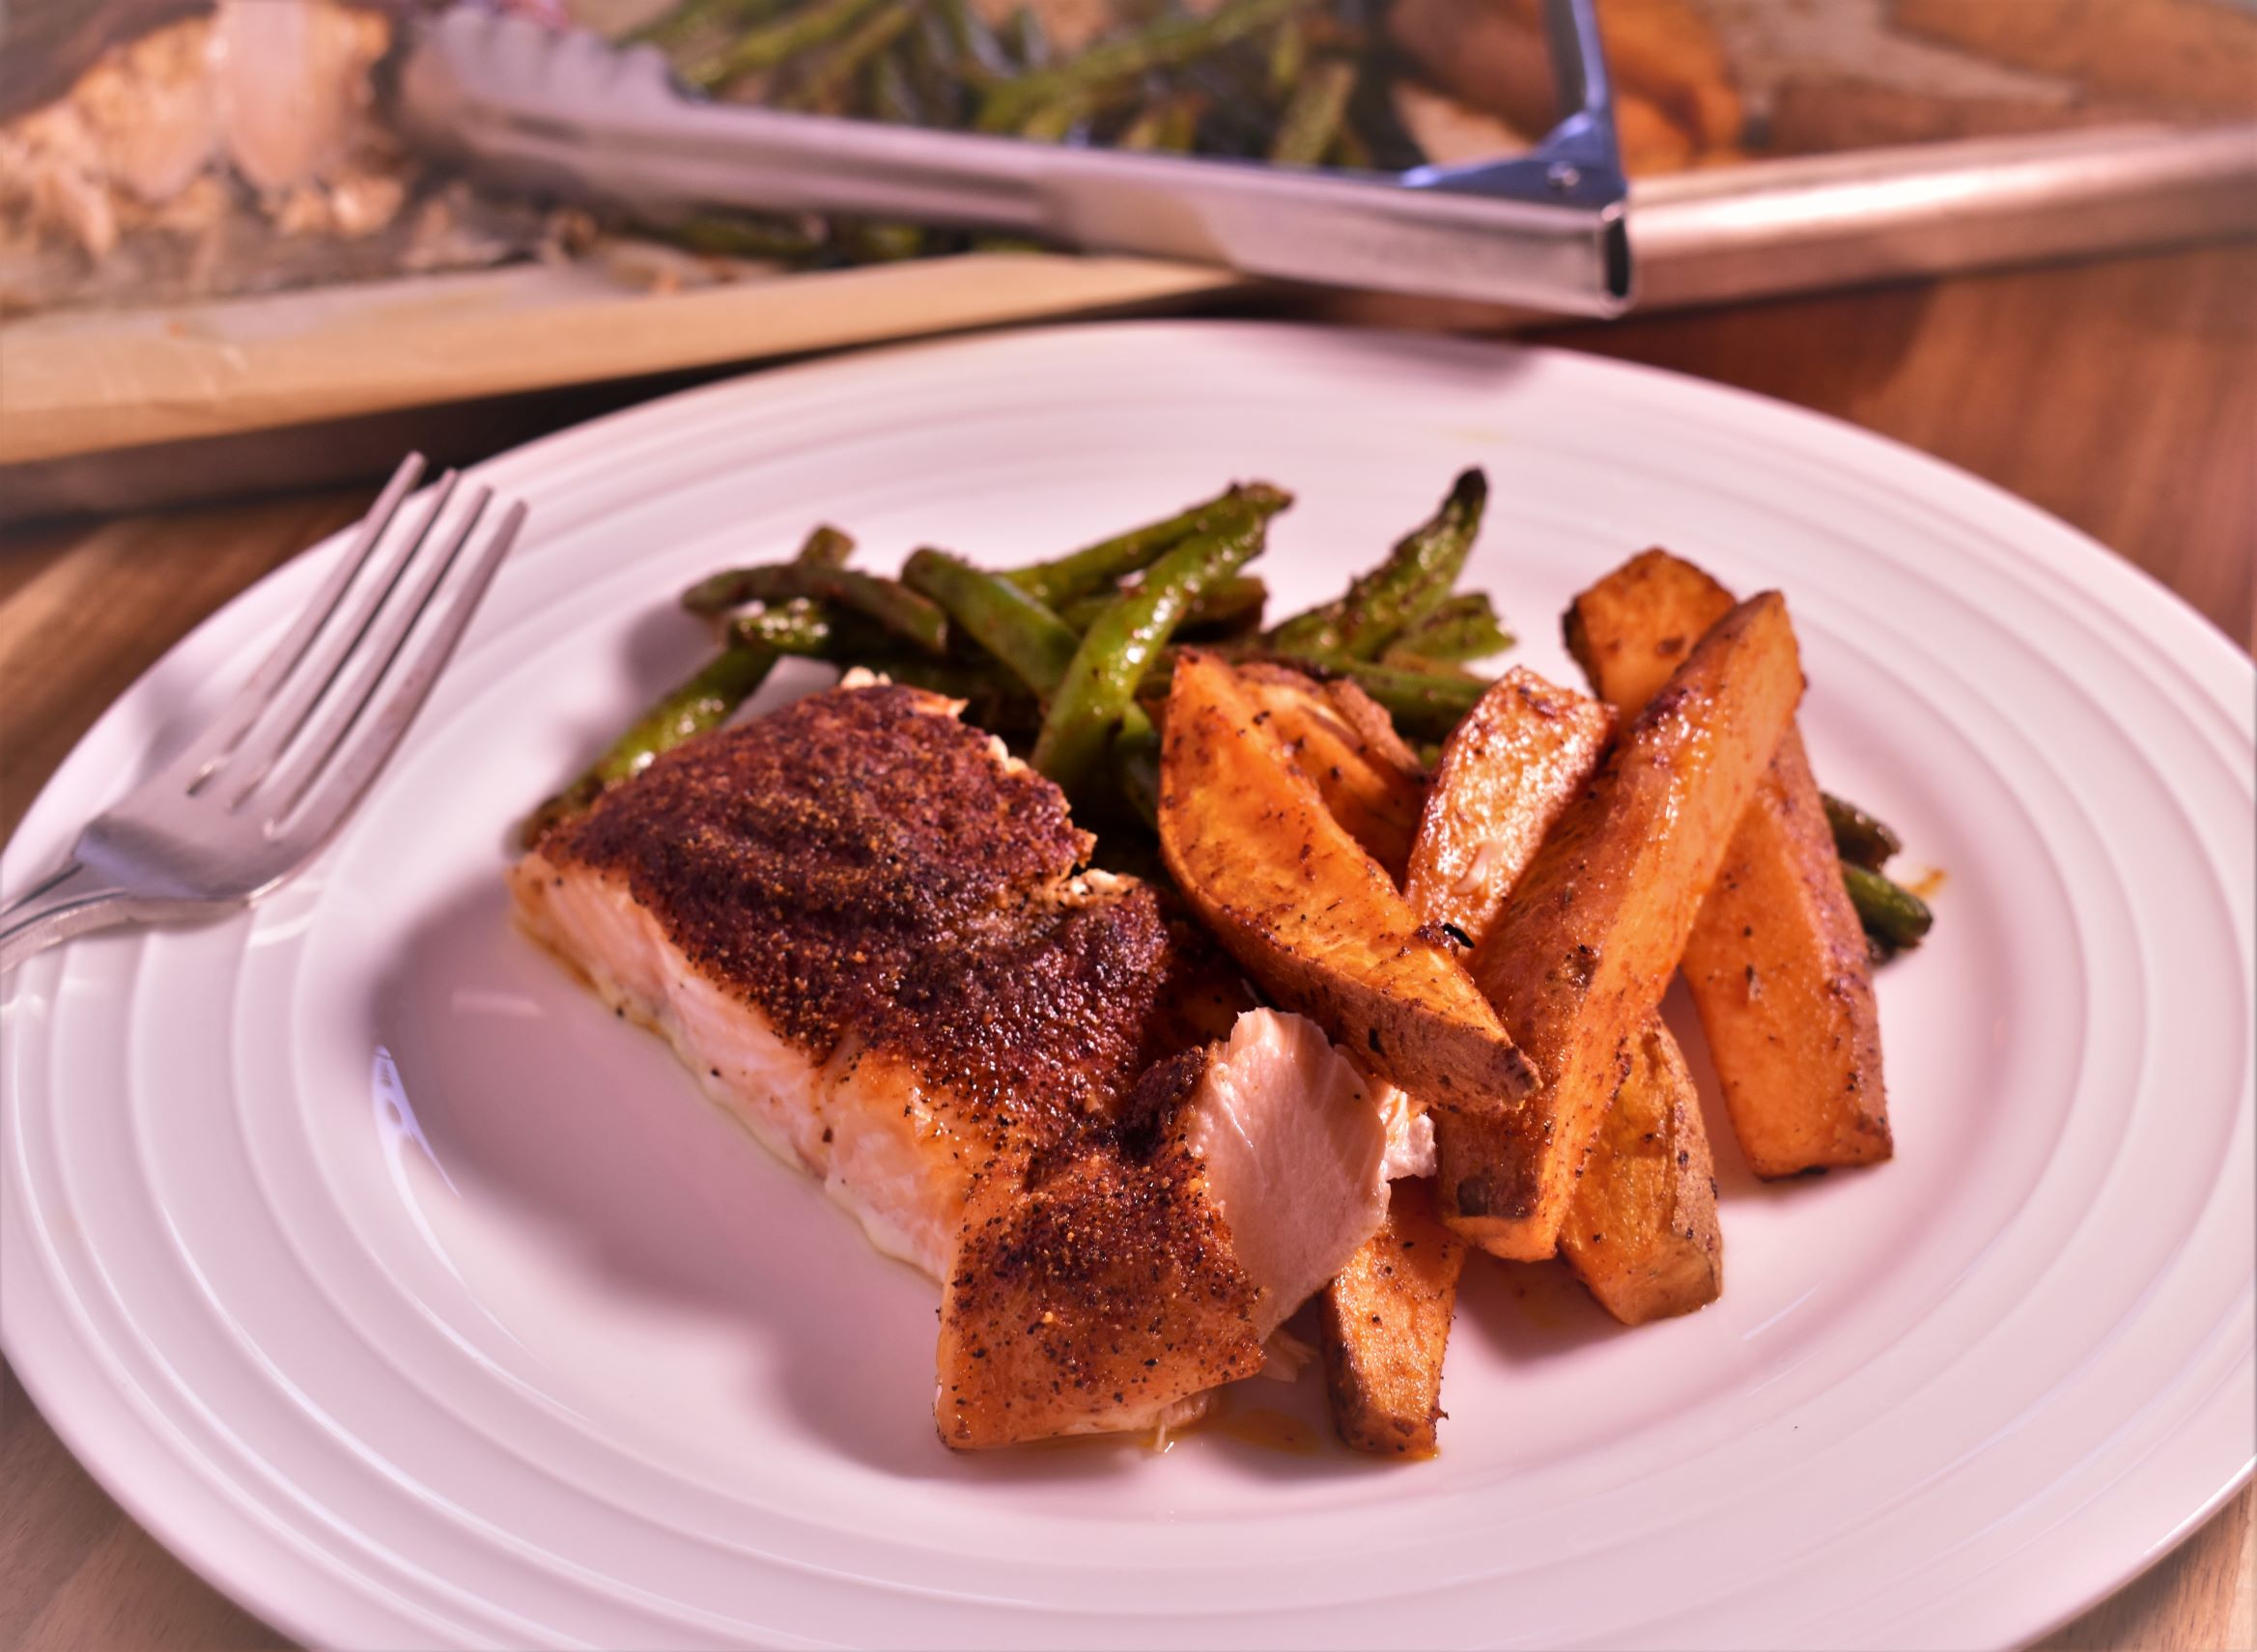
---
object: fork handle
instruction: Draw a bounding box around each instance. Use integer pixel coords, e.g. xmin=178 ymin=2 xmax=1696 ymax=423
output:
xmin=0 ymin=860 xmax=131 ymax=976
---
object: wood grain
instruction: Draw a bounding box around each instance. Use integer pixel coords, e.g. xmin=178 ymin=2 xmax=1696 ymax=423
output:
xmin=3 ymin=245 xmax=2252 ymax=1650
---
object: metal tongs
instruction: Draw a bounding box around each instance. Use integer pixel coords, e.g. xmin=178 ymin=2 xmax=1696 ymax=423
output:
xmin=394 ymin=0 xmax=1630 ymax=315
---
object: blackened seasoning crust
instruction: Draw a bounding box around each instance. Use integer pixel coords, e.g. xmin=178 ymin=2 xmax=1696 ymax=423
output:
xmin=529 ymin=683 xmax=1270 ymax=1447
xmin=543 ymin=683 xmax=1232 ymax=1134
xmin=938 ymin=1046 xmax=1266 ymax=1449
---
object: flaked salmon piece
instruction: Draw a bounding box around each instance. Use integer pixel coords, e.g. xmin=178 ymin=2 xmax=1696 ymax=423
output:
xmin=938 ymin=1008 xmax=1427 ymax=1448
xmin=512 ymin=682 xmax=1242 ymax=1281
xmin=1185 ymin=1009 xmax=1429 ymax=1337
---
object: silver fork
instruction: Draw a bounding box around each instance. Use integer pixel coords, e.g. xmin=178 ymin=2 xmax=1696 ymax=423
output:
xmin=0 ymin=456 xmax=525 ymax=975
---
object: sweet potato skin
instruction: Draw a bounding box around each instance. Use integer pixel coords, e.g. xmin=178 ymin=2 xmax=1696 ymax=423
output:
xmin=1157 ymin=650 xmax=1534 ymax=1118
xmin=1455 ymin=595 xmax=1801 ymax=1258
xmin=1403 ymin=666 xmax=1614 ymax=951
xmin=1318 ymin=1178 xmax=1466 ymax=1457
xmin=1558 ymin=1020 xmax=1721 ymax=1324
xmin=1566 ymin=550 xmax=1890 ymax=1177
xmin=1407 ymin=665 xmax=1722 ymax=1319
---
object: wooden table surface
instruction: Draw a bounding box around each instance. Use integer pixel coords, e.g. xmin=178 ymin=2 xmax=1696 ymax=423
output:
xmin=2 ymin=244 xmax=2252 ymax=1650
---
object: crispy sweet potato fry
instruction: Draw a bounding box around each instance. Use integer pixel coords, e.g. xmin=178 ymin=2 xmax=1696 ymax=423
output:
xmin=1453 ymin=595 xmax=1800 ymax=1259
xmin=1236 ymin=663 xmax=1426 ymax=882
xmin=1766 ymin=76 xmax=2134 ymax=156
xmin=1384 ymin=0 xmax=1700 ymax=174
xmin=1320 ymin=670 xmax=1598 ymax=1448
xmin=1318 ymin=1177 xmax=1465 ymax=1457
xmin=1890 ymin=0 xmax=2257 ymax=120
xmin=1403 ymin=666 xmax=1613 ymax=947
xmin=1500 ymin=0 xmax=1743 ymax=150
xmin=1566 ymin=550 xmax=1891 ymax=1177
xmin=1157 ymin=648 xmax=1534 ymax=1122
xmin=1408 ymin=666 xmax=1720 ymax=1322
xmin=1556 ymin=1020 xmax=1720 ymax=1324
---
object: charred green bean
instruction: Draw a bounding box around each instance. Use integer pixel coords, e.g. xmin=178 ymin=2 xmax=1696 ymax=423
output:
xmin=1118 ymin=91 xmax=1203 ymax=152
xmin=633 ymin=0 xmax=788 ymax=47
xmin=974 ymin=0 xmax=1316 ymax=132
xmin=1006 ymin=482 xmax=1289 ymax=608
xmin=1317 ymin=658 xmax=1487 ymax=740
xmin=1269 ymin=57 xmax=1356 ymax=165
xmin=1033 ymin=509 xmax=1268 ymax=794
xmin=1842 ymin=862 xmax=1933 ymax=956
xmin=902 ymin=548 xmax=1083 ymax=695
xmin=1381 ymin=591 xmax=1512 ymax=664
xmin=1059 ymin=573 xmax=1265 ymax=635
xmin=1265 ymin=467 xmax=1486 ymax=660
xmin=779 ymin=0 xmax=917 ymax=113
xmin=1823 ymin=792 xmax=1904 ymax=872
xmin=683 ymin=0 xmax=894 ymax=92
xmin=520 ymin=641 xmax=780 ymax=847
xmin=681 ymin=559 xmax=948 ymax=654
xmin=1112 ymin=705 xmax=1163 ymax=826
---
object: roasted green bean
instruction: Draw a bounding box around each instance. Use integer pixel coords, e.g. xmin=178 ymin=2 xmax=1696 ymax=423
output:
xmin=668 ymin=212 xmax=828 ymax=263
xmin=1006 ymin=482 xmax=1289 ymax=608
xmin=1000 ymin=5 xmax=1050 ymax=69
xmin=1019 ymin=94 xmax=1093 ymax=140
xmin=1269 ymin=57 xmax=1357 ymax=165
xmin=1842 ymin=861 xmax=1933 ymax=956
xmin=796 ymin=523 xmax=855 ymax=565
xmin=939 ymin=0 xmax=1015 ymax=81
xmin=1265 ymin=17 xmax=1307 ymax=98
xmin=1112 ymin=705 xmax=1164 ymax=826
xmin=683 ymin=0 xmax=895 ymax=92
xmin=974 ymin=0 xmax=1316 ymax=133
xmin=633 ymin=0 xmax=788 ymax=48
xmin=726 ymin=598 xmax=840 ymax=654
xmin=681 ymin=560 xmax=948 ymax=654
xmin=1381 ymin=591 xmax=1513 ymax=665
xmin=1033 ymin=509 xmax=1268 ymax=794
xmin=779 ymin=0 xmax=918 ymax=113
xmin=520 ymin=641 xmax=781 ymax=847
xmin=1058 ymin=573 xmax=1266 ymax=635
xmin=902 ymin=548 xmax=1083 ymax=695
xmin=1118 ymin=92 xmax=1203 ymax=152
xmin=864 ymin=45 xmax=925 ymax=124
xmin=1265 ymin=467 xmax=1487 ymax=660
xmin=1316 ymin=658 xmax=1487 ymax=741
xmin=1824 ymin=792 xmax=1904 ymax=872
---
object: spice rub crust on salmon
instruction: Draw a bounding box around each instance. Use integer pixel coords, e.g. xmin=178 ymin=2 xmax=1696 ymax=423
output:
xmin=511 ymin=682 xmax=1242 ymax=1280
xmin=941 ymin=1010 xmax=1430 ymax=1448
xmin=512 ymin=682 xmax=1429 ymax=1449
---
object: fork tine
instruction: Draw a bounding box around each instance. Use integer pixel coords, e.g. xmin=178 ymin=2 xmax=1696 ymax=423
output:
xmin=270 ymin=499 xmax=525 ymax=855
xmin=166 ymin=454 xmax=427 ymax=788
xmin=209 ymin=469 xmax=462 ymax=804
xmin=256 ymin=483 xmax=491 ymax=819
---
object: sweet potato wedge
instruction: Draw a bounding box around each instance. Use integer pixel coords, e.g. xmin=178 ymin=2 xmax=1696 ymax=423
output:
xmin=1157 ymin=649 xmax=1534 ymax=1118
xmin=1556 ymin=1020 xmax=1721 ymax=1325
xmin=1453 ymin=595 xmax=1801 ymax=1259
xmin=1498 ymin=0 xmax=1744 ymax=149
xmin=1385 ymin=0 xmax=1700 ymax=174
xmin=1235 ymin=663 xmax=1426 ymax=882
xmin=1317 ymin=1177 xmax=1465 ymax=1457
xmin=1566 ymin=550 xmax=1891 ymax=1177
xmin=1890 ymin=0 xmax=2257 ymax=120
xmin=1407 ymin=667 xmax=1721 ymax=1319
xmin=1403 ymin=666 xmax=1615 ymax=949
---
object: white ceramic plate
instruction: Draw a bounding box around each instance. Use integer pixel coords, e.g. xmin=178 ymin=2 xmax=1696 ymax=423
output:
xmin=5 ymin=323 xmax=2251 ymax=1651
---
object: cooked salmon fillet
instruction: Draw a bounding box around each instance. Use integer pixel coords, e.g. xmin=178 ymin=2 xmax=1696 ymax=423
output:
xmin=512 ymin=681 xmax=1236 ymax=1274
xmin=512 ymin=682 xmax=1425 ymax=1446
xmin=940 ymin=1006 xmax=1431 ymax=1447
